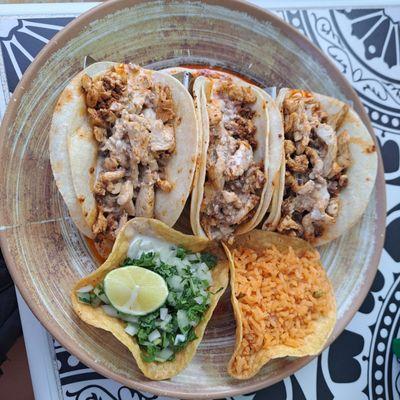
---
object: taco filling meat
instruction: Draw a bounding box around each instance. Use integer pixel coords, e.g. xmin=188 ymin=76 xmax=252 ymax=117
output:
xmin=81 ymin=64 xmax=177 ymax=249
xmin=277 ymin=90 xmax=351 ymax=241
xmin=200 ymin=81 xmax=265 ymax=240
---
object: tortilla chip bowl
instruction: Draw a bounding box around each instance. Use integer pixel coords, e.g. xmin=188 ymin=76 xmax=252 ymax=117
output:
xmin=0 ymin=0 xmax=385 ymax=398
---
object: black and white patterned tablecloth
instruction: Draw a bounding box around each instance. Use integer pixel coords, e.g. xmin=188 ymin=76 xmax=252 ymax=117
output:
xmin=0 ymin=5 xmax=399 ymax=400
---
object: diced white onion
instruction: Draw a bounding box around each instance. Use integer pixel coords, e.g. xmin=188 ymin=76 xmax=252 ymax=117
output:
xmin=177 ymin=310 xmax=189 ymax=332
xmin=190 ymin=266 xmax=197 ymax=274
xmin=158 ymin=247 xmax=174 ymax=263
xmin=124 ymin=323 xmax=138 ymax=336
xmin=102 ymin=305 xmax=119 ymax=318
xmin=167 ymin=292 xmax=176 ymax=306
xmin=174 ymin=334 xmax=186 ymax=345
xmin=165 ymin=314 xmax=172 ymax=323
xmin=167 ymin=275 xmax=183 ymax=291
xmin=200 ymin=262 xmax=209 ymax=270
xmin=93 ymin=286 xmax=101 ymax=295
xmin=160 ymin=307 xmax=169 ymax=320
xmin=171 ymin=256 xmax=185 ymax=267
xmin=195 ymin=268 xmax=212 ymax=285
xmin=194 ymin=296 xmax=204 ymax=305
xmin=155 ymin=347 xmax=174 ymax=362
xmin=159 ymin=314 xmax=172 ymax=331
xmin=127 ymin=238 xmax=142 ymax=259
xmin=120 ymin=314 xmax=139 ymax=323
xmin=187 ymin=254 xmax=199 ymax=262
xmin=98 ymin=293 xmax=110 ymax=305
xmin=77 ymin=285 xmax=94 ymax=293
xmin=155 ymin=318 xmax=162 ymax=327
xmin=175 ymin=262 xmax=185 ymax=274
xmin=148 ymin=329 xmax=161 ymax=342
xmin=77 ymin=292 xmax=90 ymax=302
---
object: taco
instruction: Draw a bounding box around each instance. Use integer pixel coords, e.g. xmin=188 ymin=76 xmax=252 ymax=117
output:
xmin=263 ymin=89 xmax=378 ymax=245
xmin=225 ymin=230 xmax=336 ymax=379
xmin=72 ymin=218 xmax=229 ymax=380
xmin=189 ymin=72 xmax=276 ymax=241
xmin=50 ymin=63 xmax=199 ymax=256
xmin=50 ymin=62 xmax=115 ymax=238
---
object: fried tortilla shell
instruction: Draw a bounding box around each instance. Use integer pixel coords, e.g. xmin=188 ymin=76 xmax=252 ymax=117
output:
xmin=225 ymin=230 xmax=336 ymax=379
xmin=71 ymin=218 xmax=229 ymax=380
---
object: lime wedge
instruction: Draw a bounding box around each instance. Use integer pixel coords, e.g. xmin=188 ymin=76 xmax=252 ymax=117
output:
xmin=104 ymin=266 xmax=168 ymax=316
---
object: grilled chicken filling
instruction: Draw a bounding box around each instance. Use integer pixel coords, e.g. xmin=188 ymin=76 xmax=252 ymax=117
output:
xmin=200 ymin=81 xmax=265 ymax=240
xmin=277 ymin=90 xmax=351 ymax=241
xmin=81 ymin=64 xmax=176 ymax=249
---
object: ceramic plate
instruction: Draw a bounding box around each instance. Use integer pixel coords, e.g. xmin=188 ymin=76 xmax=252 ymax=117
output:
xmin=0 ymin=1 xmax=385 ymax=398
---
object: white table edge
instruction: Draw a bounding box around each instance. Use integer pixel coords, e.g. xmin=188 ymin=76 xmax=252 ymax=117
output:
xmin=16 ymin=291 xmax=63 ymax=400
xmin=1 ymin=0 xmax=400 ymax=17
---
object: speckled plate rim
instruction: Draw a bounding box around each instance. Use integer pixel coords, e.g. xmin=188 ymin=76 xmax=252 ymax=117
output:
xmin=0 ymin=0 xmax=386 ymax=398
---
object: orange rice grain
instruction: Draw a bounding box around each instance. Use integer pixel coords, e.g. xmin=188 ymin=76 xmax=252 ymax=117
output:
xmin=231 ymin=245 xmax=332 ymax=375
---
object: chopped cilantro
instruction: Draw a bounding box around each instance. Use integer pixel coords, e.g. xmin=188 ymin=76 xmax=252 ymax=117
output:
xmin=77 ymin=289 xmax=103 ymax=307
xmin=122 ymin=252 xmax=155 ymax=267
xmin=126 ymin=245 xmax=216 ymax=361
xmin=176 ymin=246 xmax=188 ymax=259
xmin=141 ymin=351 xmax=157 ymax=363
xmin=200 ymin=252 xmax=218 ymax=268
xmin=77 ymin=295 xmax=91 ymax=304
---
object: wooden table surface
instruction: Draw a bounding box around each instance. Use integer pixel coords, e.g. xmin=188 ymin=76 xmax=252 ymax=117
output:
xmin=0 ymin=338 xmax=34 ymax=400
